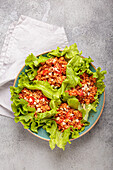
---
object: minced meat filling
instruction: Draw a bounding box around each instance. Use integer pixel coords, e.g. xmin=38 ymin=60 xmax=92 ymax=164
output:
xmin=19 ymin=88 xmax=50 ymax=117
xmin=55 ymin=103 xmax=84 ymax=132
xmin=66 ymin=72 xmax=97 ymax=105
xmin=35 ymin=57 xmax=67 ymax=88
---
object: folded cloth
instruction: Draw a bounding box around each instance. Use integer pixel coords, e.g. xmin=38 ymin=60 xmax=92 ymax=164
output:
xmin=0 ymin=15 xmax=68 ymax=118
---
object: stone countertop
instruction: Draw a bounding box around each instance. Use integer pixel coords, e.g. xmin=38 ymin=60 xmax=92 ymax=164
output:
xmin=0 ymin=1 xmax=113 ymax=170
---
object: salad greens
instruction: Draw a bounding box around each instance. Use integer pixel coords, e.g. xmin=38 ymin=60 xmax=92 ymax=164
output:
xmin=10 ymin=43 xmax=106 ymax=150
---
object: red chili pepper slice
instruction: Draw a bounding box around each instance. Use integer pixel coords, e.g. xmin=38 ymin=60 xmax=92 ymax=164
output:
xmin=59 ymin=119 xmax=64 ymax=124
xmin=66 ymin=111 xmax=76 ymax=121
xmin=28 ymin=96 xmax=35 ymax=105
xmin=77 ymin=89 xmax=84 ymax=96
xmin=39 ymin=96 xmax=48 ymax=101
xmin=66 ymin=111 xmax=70 ymax=118
xmin=42 ymin=69 xmax=49 ymax=75
xmin=70 ymin=116 xmax=76 ymax=120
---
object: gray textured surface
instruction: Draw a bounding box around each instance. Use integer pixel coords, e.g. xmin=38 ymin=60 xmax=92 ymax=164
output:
xmin=0 ymin=0 xmax=113 ymax=170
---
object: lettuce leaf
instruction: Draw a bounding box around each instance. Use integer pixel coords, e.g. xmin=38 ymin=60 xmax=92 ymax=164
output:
xmin=65 ymin=66 xmax=82 ymax=88
xmin=47 ymin=47 xmax=61 ymax=57
xmin=49 ymin=99 xmax=61 ymax=109
xmin=43 ymin=120 xmax=71 ymax=150
xmin=25 ymin=53 xmax=52 ymax=80
xmin=71 ymin=129 xmax=80 ymax=139
xmin=67 ymin=97 xmax=79 ymax=109
xmin=37 ymin=109 xmax=57 ymax=120
xmin=17 ymin=72 xmax=61 ymax=100
xmin=10 ymin=86 xmax=36 ymax=124
xmin=93 ymin=67 xmax=107 ymax=94
xmin=61 ymin=54 xmax=93 ymax=91
xmin=61 ymin=43 xmax=82 ymax=59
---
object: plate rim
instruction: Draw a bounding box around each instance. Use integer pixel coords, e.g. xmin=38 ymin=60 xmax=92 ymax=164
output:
xmin=13 ymin=51 xmax=105 ymax=141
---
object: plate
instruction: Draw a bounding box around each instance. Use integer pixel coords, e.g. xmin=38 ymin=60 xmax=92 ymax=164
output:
xmin=13 ymin=52 xmax=105 ymax=141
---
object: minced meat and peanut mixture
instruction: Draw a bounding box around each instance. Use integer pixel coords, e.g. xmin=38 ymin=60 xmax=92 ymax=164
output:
xmin=66 ymin=72 xmax=97 ymax=105
xmin=35 ymin=57 xmax=67 ymax=88
xmin=19 ymin=88 xmax=50 ymax=117
xmin=55 ymin=103 xmax=84 ymax=132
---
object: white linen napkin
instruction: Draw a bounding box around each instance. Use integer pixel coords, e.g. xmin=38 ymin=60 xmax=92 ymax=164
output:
xmin=0 ymin=15 xmax=68 ymax=118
